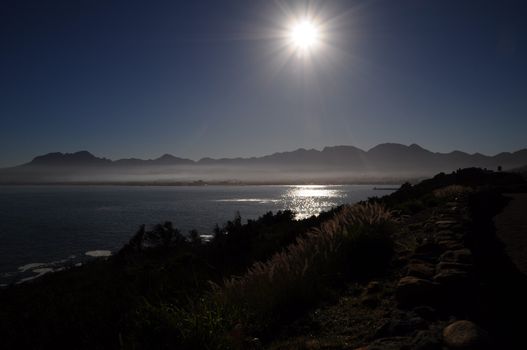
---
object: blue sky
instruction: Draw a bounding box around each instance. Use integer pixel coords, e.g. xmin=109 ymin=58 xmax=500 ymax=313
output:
xmin=1 ymin=0 xmax=526 ymax=167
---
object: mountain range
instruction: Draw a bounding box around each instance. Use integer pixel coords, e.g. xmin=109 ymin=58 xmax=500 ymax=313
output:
xmin=1 ymin=143 xmax=526 ymax=184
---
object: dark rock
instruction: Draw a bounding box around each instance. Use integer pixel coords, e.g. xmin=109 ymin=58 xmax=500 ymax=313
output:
xmin=394 ymin=256 xmax=410 ymax=267
xmin=442 ymin=320 xmax=489 ymax=349
xmin=367 ymin=336 xmax=412 ymax=350
xmin=440 ymin=249 xmax=473 ymax=264
xmin=436 ymin=230 xmax=459 ymax=239
xmin=437 ymin=240 xmax=464 ymax=251
xmin=412 ymin=330 xmax=442 ymax=350
xmin=435 ymin=220 xmax=457 ymax=226
xmin=436 ymin=262 xmax=472 ymax=273
xmin=395 ymin=276 xmax=439 ymax=306
xmin=412 ymin=305 xmax=438 ymax=321
xmin=415 ymin=242 xmax=443 ymax=256
xmin=406 ymin=260 xmax=436 ymax=279
xmin=433 ymin=270 xmax=471 ymax=285
xmin=410 ymin=253 xmax=438 ymax=263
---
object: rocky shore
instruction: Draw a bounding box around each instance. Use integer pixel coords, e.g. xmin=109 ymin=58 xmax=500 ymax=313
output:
xmin=270 ymin=176 xmax=527 ymax=349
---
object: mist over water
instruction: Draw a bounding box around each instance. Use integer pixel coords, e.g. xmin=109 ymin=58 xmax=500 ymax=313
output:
xmin=0 ymin=184 xmax=395 ymax=284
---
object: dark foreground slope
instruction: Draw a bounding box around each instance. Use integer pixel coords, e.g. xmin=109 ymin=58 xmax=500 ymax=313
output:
xmin=1 ymin=168 xmax=526 ymax=349
xmin=269 ymin=170 xmax=527 ymax=349
xmin=0 ymin=209 xmax=338 ymax=349
xmin=494 ymin=193 xmax=527 ymax=275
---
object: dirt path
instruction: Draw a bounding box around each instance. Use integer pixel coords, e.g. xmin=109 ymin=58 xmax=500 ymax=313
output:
xmin=494 ymin=193 xmax=527 ymax=275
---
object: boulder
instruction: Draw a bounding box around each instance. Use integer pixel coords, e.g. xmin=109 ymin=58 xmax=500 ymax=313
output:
xmin=442 ymin=320 xmax=489 ymax=349
xmin=440 ymin=249 xmax=473 ymax=264
xmin=412 ymin=305 xmax=438 ymax=321
xmin=406 ymin=260 xmax=436 ymax=279
xmin=396 ymin=276 xmax=439 ymax=306
xmin=367 ymin=336 xmax=412 ymax=350
xmin=436 ymin=262 xmax=472 ymax=273
xmin=411 ymin=253 xmax=439 ymax=263
xmin=437 ymin=240 xmax=464 ymax=251
xmin=435 ymin=230 xmax=459 ymax=241
xmin=433 ymin=270 xmax=471 ymax=285
xmin=435 ymin=220 xmax=458 ymax=225
xmin=435 ymin=220 xmax=458 ymax=229
xmin=415 ymin=242 xmax=443 ymax=256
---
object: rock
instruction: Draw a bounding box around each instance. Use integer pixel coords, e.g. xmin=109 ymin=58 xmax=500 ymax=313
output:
xmin=433 ymin=270 xmax=471 ymax=285
xmin=415 ymin=242 xmax=443 ymax=256
xmin=442 ymin=320 xmax=489 ymax=349
xmin=411 ymin=253 xmax=438 ymax=263
xmin=395 ymin=276 xmax=439 ymax=306
xmin=437 ymin=240 xmax=464 ymax=251
xmin=367 ymin=336 xmax=412 ymax=350
xmin=435 ymin=230 xmax=458 ymax=241
xmin=440 ymin=249 xmax=473 ymax=264
xmin=412 ymin=305 xmax=438 ymax=321
xmin=436 ymin=262 xmax=472 ymax=273
xmin=376 ymin=317 xmax=427 ymax=337
xmin=406 ymin=260 xmax=436 ymax=279
xmin=394 ymin=256 xmax=410 ymax=267
xmin=412 ymin=330 xmax=442 ymax=350
xmin=436 ymin=220 xmax=457 ymax=226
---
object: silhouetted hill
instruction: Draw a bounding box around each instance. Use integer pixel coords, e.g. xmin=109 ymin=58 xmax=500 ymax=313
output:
xmin=2 ymin=144 xmax=527 ymax=184
xmin=113 ymin=154 xmax=194 ymax=167
xmin=27 ymin=151 xmax=112 ymax=167
xmin=26 ymin=152 xmax=194 ymax=168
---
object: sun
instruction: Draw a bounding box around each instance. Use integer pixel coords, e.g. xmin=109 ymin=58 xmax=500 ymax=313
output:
xmin=288 ymin=19 xmax=321 ymax=54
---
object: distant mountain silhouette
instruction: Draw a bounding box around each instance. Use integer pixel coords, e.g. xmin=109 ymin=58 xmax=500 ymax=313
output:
xmin=2 ymin=143 xmax=527 ymax=184
xmin=113 ymin=154 xmax=194 ymax=167
xmin=25 ymin=151 xmax=193 ymax=167
xmin=28 ymin=151 xmax=112 ymax=167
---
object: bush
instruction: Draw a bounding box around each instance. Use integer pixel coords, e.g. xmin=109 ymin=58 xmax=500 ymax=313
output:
xmin=433 ymin=184 xmax=473 ymax=199
xmin=171 ymin=203 xmax=396 ymax=344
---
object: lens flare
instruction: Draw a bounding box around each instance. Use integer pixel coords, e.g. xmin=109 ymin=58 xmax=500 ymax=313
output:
xmin=288 ymin=19 xmax=321 ymax=54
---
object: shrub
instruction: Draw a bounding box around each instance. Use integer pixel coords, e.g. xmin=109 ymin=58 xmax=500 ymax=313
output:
xmin=433 ymin=185 xmax=473 ymax=199
xmin=202 ymin=203 xmax=396 ymax=340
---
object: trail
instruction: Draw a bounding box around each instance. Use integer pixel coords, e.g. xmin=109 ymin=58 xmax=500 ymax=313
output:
xmin=494 ymin=193 xmax=527 ymax=275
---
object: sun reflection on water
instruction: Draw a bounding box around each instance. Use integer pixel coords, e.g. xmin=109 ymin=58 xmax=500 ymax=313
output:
xmin=283 ymin=185 xmax=344 ymax=219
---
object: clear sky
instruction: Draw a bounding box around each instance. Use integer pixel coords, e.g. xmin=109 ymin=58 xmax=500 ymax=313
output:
xmin=1 ymin=0 xmax=526 ymax=167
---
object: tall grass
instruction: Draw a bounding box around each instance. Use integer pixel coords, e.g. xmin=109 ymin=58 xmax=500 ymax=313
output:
xmin=172 ymin=203 xmax=395 ymax=347
xmin=433 ymin=184 xmax=473 ymax=199
xmin=125 ymin=203 xmax=394 ymax=349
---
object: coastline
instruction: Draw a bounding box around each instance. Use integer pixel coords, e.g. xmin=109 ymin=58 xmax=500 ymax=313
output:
xmin=1 ymin=168 xmax=526 ymax=349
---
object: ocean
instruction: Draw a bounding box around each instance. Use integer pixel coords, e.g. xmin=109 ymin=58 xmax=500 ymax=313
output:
xmin=0 ymin=184 xmax=395 ymax=284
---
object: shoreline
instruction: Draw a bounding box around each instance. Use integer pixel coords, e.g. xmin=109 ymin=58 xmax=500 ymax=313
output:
xmin=0 ymin=181 xmax=406 ymax=187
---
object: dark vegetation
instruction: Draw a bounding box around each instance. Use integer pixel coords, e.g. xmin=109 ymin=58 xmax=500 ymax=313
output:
xmin=0 ymin=208 xmax=340 ymax=349
xmin=1 ymin=168 xmax=526 ymax=349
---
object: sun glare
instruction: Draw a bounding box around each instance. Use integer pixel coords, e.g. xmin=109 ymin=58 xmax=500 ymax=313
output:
xmin=288 ymin=19 xmax=321 ymax=54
